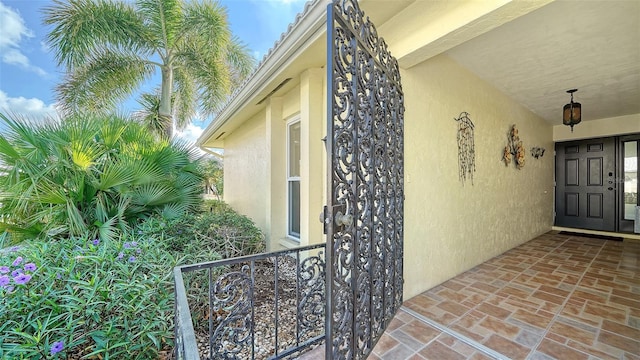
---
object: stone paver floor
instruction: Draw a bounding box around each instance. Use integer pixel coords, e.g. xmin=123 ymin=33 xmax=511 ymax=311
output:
xmin=301 ymin=231 xmax=640 ymax=359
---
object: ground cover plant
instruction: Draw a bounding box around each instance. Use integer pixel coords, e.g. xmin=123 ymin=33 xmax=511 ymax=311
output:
xmin=0 ymin=234 xmax=177 ymax=359
xmin=0 ymin=201 xmax=266 ymax=359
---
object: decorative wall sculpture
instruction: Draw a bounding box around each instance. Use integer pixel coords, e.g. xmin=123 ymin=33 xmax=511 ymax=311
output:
xmin=531 ymin=147 xmax=546 ymax=159
xmin=455 ymin=112 xmax=476 ymax=185
xmin=503 ymin=124 xmax=525 ymax=169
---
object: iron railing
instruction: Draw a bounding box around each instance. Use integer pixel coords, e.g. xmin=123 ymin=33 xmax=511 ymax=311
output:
xmin=174 ymin=243 xmax=326 ymax=360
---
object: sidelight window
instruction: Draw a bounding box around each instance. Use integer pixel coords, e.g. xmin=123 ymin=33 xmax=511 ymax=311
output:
xmin=623 ymin=140 xmax=638 ymax=220
xmin=287 ymin=119 xmax=301 ymax=239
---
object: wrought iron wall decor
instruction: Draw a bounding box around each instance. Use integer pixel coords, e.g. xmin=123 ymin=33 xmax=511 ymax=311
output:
xmin=326 ymin=0 xmax=405 ymax=359
xmin=530 ymin=147 xmax=546 ymax=159
xmin=503 ymin=124 xmax=525 ymax=169
xmin=454 ymin=112 xmax=476 ymax=185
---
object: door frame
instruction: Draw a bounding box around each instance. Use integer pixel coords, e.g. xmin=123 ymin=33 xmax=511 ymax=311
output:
xmin=555 ymin=133 xmax=640 ymax=234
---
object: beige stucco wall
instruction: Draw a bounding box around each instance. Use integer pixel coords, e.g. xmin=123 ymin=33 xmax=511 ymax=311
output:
xmin=553 ymin=113 xmax=640 ymax=141
xmin=223 ymin=112 xmax=268 ymax=231
xmin=283 ymin=85 xmax=301 ymax=120
xmin=401 ymin=54 xmax=554 ymax=299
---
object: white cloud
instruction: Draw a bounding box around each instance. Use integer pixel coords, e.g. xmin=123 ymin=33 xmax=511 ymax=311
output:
xmin=0 ymin=90 xmax=58 ymax=119
xmin=175 ymin=123 xmax=205 ymax=144
xmin=0 ymin=1 xmax=47 ymax=76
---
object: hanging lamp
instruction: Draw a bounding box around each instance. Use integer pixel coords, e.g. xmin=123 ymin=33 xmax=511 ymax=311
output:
xmin=563 ymin=89 xmax=581 ymax=132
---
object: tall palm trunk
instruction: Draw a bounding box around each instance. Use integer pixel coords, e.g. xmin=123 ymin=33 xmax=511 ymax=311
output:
xmin=160 ymin=66 xmax=174 ymax=138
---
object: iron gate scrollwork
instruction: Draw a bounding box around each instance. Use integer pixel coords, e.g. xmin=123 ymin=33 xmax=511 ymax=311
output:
xmin=326 ymin=0 xmax=405 ymax=359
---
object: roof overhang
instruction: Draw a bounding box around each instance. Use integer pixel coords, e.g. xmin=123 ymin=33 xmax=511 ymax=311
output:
xmin=197 ymin=0 xmax=329 ymax=148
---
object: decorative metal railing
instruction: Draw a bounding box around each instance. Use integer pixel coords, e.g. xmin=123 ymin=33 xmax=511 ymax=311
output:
xmin=174 ymin=243 xmax=326 ymax=360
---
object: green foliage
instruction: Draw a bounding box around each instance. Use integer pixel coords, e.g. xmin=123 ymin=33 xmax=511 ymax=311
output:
xmin=0 ymin=113 xmax=204 ymax=243
xmin=200 ymin=156 xmax=223 ymax=198
xmin=0 ymin=200 xmax=266 ymax=359
xmin=0 ymin=235 xmax=177 ymax=359
xmin=139 ymin=200 xmax=265 ymax=260
xmin=43 ymin=0 xmax=256 ymax=138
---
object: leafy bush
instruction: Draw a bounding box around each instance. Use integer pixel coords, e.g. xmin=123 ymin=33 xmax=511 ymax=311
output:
xmin=0 ymin=197 xmax=266 ymax=359
xmin=0 ymin=113 xmax=204 ymax=244
xmin=139 ymin=200 xmax=265 ymax=259
xmin=0 ymin=234 xmax=176 ymax=359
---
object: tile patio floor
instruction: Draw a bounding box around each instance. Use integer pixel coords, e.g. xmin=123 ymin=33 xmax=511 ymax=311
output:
xmin=374 ymin=231 xmax=640 ymax=360
xmin=303 ymin=231 xmax=640 ymax=359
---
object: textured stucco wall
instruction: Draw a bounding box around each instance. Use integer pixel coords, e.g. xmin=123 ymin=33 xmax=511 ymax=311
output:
xmin=283 ymin=85 xmax=301 ymax=119
xmin=402 ymin=54 xmax=554 ymax=299
xmin=553 ymin=113 xmax=640 ymax=141
xmin=223 ymin=112 xmax=268 ymax=232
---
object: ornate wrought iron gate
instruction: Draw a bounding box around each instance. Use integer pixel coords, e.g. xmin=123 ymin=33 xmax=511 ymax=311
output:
xmin=325 ymin=0 xmax=405 ymax=359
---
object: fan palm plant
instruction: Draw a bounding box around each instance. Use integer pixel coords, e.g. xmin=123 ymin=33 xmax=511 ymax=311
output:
xmin=44 ymin=0 xmax=255 ymax=138
xmin=0 ymin=112 xmax=204 ymax=243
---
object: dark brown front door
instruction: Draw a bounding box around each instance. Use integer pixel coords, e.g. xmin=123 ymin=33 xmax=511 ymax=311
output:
xmin=555 ymin=138 xmax=616 ymax=231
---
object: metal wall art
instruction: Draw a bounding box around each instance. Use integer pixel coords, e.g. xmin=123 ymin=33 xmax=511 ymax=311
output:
xmin=503 ymin=124 xmax=525 ymax=169
xmin=530 ymin=147 xmax=546 ymax=159
xmin=454 ymin=112 xmax=476 ymax=185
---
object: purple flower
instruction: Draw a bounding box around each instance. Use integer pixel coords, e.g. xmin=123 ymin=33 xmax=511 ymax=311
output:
xmin=0 ymin=266 xmax=9 ymax=274
xmin=123 ymin=242 xmax=131 ymax=249
xmin=11 ymin=269 xmax=22 ymax=277
xmin=117 ymin=252 xmax=124 ymax=260
xmin=128 ymin=256 xmax=136 ymax=263
xmin=92 ymin=239 xmax=100 ymax=246
xmin=13 ymin=273 xmax=31 ymax=285
xmin=50 ymin=340 xmax=64 ymax=355
xmin=5 ymin=285 xmax=14 ymax=292
xmin=9 ymin=246 xmax=20 ymax=252
xmin=0 ymin=275 xmax=9 ymax=287
xmin=56 ymin=273 xmax=63 ymax=280
xmin=12 ymin=256 xmax=23 ymax=267
xmin=131 ymin=241 xmax=138 ymax=247
xmin=136 ymin=249 xmax=142 ymax=254
xmin=24 ymin=263 xmax=37 ymax=272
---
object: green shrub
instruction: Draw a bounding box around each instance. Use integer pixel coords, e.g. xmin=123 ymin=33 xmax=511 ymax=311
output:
xmin=139 ymin=200 xmax=265 ymax=260
xmin=0 ymin=113 xmax=204 ymax=244
xmin=0 ymin=199 xmax=265 ymax=359
xmin=0 ymin=235 xmax=177 ymax=359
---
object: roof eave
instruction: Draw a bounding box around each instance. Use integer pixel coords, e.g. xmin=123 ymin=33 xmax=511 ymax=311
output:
xmin=196 ymin=0 xmax=329 ymax=148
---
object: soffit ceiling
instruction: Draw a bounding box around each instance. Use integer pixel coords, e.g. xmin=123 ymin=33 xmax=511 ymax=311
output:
xmin=445 ymin=0 xmax=640 ymax=125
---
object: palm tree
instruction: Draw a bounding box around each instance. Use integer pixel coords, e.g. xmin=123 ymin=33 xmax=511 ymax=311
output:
xmin=133 ymin=91 xmax=171 ymax=137
xmin=0 ymin=112 xmax=205 ymax=243
xmin=43 ymin=0 xmax=255 ymax=138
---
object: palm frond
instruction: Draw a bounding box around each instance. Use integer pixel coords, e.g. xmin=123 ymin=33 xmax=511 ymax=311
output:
xmin=225 ymin=36 xmax=256 ymax=82
xmin=133 ymin=92 xmax=172 ymax=137
xmin=56 ymin=51 xmax=155 ymax=115
xmin=172 ymin=68 xmax=197 ymax=131
xmin=180 ymin=0 xmax=230 ymax=52
xmin=131 ymin=184 xmax=173 ymax=206
xmin=43 ymin=0 xmax=152 ymax=69
xmin=157 ymin=202 xmax=188 ymax=220
xmin=95 ymin=160 xmax=136 ymax=191
xmin=136 ymin=0 xmax=182 ymax=50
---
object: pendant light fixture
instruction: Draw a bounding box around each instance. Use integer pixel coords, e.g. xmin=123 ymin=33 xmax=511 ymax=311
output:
xmin=563 ymin=89 xmax=581 ymax=132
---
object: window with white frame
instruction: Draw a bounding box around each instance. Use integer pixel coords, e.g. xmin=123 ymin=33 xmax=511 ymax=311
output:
xmin=287 ymin=119 xmax=301 ymax=239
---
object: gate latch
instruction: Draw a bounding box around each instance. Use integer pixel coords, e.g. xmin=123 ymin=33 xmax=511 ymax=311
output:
xmin=335 ymin=211 xmax=353 ymax=228
xmin=333 ymin=204 xmax=352 ymax=231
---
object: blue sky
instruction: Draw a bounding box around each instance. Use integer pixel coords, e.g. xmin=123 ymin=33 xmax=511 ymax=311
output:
xmin=0 ymin=0 xmax=308 ymax=141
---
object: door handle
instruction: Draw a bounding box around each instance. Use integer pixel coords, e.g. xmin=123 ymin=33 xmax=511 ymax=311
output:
xmin=607 ymin=187 xmax=614 ymax=191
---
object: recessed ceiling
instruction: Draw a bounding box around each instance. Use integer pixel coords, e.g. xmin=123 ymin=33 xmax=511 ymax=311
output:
xmin=446 ymin=0 xmax=640 ymax=125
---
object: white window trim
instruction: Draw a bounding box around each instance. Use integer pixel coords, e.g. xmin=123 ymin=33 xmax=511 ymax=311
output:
xmin=286 ymin=117 xmax=301 ymax=240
